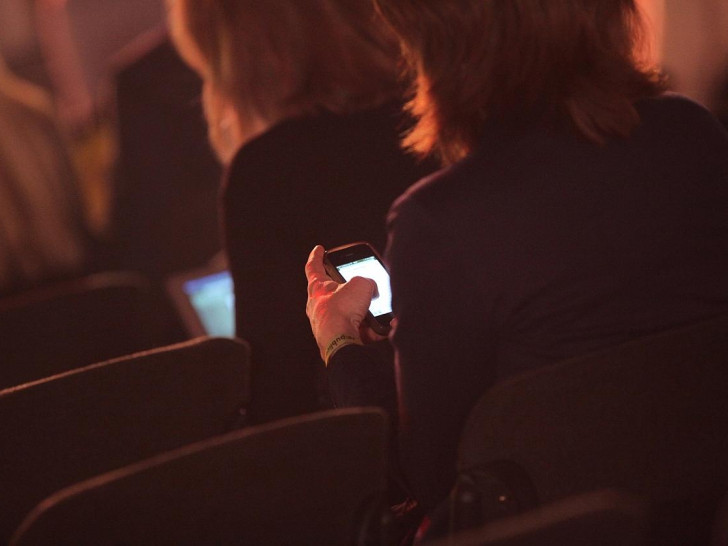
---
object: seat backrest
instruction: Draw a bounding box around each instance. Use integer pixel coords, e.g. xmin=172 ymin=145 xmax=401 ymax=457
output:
xmin=0 ymin=271 xmax=189 ymax=389
xmin=427 ymin=489 xmax=647 ymax=546
xmin=0 ymin=336 xmax=250 ymax=543
xmin=456 ymin=314 xmax=728 ymax=545
xmin=10 ymin=408 xmax=388 ymax=546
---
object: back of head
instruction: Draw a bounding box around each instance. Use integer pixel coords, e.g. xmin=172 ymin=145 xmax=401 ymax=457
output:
xmin=374 ymin=0 xmax=666 ymax=164
xmin=168 ymin=0 xmax=402 ymax=125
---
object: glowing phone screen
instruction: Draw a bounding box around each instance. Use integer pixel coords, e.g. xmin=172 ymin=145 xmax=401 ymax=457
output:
xmin=335 ymin=256 xmax=392 ymax=317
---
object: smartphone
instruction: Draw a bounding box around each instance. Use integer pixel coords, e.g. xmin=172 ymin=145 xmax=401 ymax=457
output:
xmin=324 ymin=242 xmax=393 ymax=335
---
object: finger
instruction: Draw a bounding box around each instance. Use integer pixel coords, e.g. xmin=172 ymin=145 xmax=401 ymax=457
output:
xmin=305 ymin=245 xmax=327 ymax=282
xmin=330 ymin=277 xmax=375 ymax=332
xmin=359 ymin=323 xmax=388 ymax=344
xmin=306 ymin=245 xmax=330 ymax=297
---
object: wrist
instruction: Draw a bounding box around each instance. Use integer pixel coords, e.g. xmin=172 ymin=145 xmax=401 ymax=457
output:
xmin=323 ymin=334 xmax=362 ymax=366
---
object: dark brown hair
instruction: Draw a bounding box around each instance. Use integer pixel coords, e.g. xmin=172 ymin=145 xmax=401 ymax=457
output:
xmin=374 ymin=0 xmax=666 ymax=164
xmin=169 ymin=0 xmax=402 ymax=124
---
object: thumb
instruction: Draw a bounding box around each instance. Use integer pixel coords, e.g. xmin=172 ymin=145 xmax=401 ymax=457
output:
xmin=344 ymin=276 xmax=376 ymax=300
xmin=329 ymin=276 xmax=375 ymax=332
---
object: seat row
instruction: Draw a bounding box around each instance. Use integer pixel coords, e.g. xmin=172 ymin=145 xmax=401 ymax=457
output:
xmin=1 ymin=273 xmax=727 ymax=544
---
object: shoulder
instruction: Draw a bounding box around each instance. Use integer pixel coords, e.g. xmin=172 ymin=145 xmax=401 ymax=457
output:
xmin=387 ymin=143 xmax=493 ymax=230
xmin=232 ymin=102 xmax=409 ymax=166
xmin=631 ymin=93 xmax=728 ymax=163
xmin=222 ymin=116 xmax=323 ymax=198
xmin=224 ymin=103 xmax=432 ymax=202
xmin=637 ymin=92 xmax=713 ymax=117
xmin=230 ymin=114 xmax=335 ymax=168
xmin=636 ymin=93 xmax=728 ymax=135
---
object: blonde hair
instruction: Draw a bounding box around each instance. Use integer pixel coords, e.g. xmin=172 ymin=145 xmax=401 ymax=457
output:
xmin=168 ymin=0 xmax=402 ymax=127
xmin=0 ymin=57 xmax=87 ymax=290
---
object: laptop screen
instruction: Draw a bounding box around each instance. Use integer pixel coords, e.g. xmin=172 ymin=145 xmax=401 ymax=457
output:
xmin=182 ymin=270 xmax=235 ymax=338
xmin=166 ymin=259 xmax=236 ymax=339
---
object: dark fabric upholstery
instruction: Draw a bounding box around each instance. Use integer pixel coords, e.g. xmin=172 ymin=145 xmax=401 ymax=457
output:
xmin=425 ymin=490 xmax=647 ymax=546
xmin=0 ymin=271 xmax=188 ymax=389
xmin=456 ymin=314 xmax=728 ymax=545
xmin=0 ymin=336 xmax=250 ymax=543
xmin=10 ymin=408 xmax=388 ymax=546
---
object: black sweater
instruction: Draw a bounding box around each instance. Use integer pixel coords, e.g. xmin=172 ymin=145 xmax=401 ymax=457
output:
xmin=223 ymin=102 xmax=435 ymax=424
xmin=329 ymin=94 xmax=728 ymax=510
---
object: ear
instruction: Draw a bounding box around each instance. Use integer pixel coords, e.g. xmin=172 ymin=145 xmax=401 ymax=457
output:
xmin=201 ymin=83 xmax=242 ymax=164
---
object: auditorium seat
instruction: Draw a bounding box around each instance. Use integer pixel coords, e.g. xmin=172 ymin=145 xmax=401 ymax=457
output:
xmin=450 ymin=314 xmax=728 ymax=545
xmin=0 ymin=271 xmax=188 ymax=389
xmin=10 ymin=408 xmax=388 ymax=546
xmin=0 ymin=336 xmax=250 ymax=543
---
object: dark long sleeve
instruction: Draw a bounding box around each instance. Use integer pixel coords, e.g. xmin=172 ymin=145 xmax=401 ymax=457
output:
xmin=327 ymin=341 xmax=398 ymax=419
xmin=223 ymin=104 xmax=437 ymax=424
xmin=327 ymin=94 xmax=728 ymax=512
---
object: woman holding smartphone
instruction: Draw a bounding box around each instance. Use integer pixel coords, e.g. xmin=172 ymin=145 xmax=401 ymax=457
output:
xmin=167 ymin=0 xmax=435 ymax=425
xmin=306 ymin=0 xmax=728 ymax=520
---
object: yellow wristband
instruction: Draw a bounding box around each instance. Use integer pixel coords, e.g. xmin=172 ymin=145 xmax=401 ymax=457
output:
xmin=323 ymin=334 xmax=361 ymax=365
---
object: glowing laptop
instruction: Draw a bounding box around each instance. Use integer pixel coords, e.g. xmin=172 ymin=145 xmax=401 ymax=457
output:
xmin=166 ymin=255 xmax=236 ymax=338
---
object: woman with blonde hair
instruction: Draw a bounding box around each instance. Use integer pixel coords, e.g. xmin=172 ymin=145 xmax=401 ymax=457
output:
xmin=167 ymin=0 xmax=434 ymax=424
xmin=306 ymin=0 xmax=728 ymax=516
xmin=0 ymin=54 xmax=90 ymax=294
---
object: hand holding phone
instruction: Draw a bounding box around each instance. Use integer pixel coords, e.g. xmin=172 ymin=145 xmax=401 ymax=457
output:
xmin=323 ymin=242 xmax=393 ymax=336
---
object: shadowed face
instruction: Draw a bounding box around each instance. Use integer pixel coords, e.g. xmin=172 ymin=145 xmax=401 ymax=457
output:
xmin=201 ymin=81 xmax=242 ymax=165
